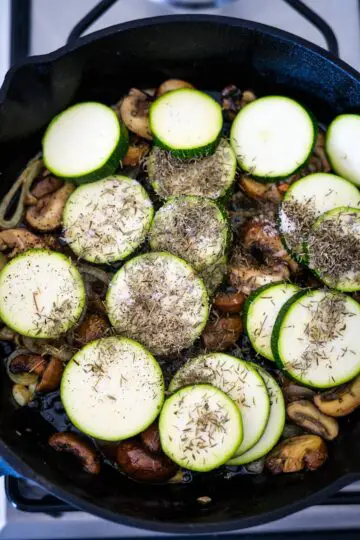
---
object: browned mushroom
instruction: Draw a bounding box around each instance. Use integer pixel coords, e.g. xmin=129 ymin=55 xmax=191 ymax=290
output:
xmin=36 ymin=357 xmax=64 ymax=393
xmin=202 ymin=314 xmax=243 ymax=352
xmin=140 ymin=422 xmax=161 ymax=454
xmin=48 ymin=432 xmax=101 ymax=474
xmin=240 ymin=176 xmax=284 ymax=203
xmin=266 ymin=435 xmax=328 ymax=474
xmin=229 ymin=249 xmax=290 ymax=296
xmin=242 ymin=218 xmax=298 ymax=272
xmin=27 ymin=176 xmax=64 ymax=202
xmin=314 ymin=375 xmax=360 ymax=417
xmin=25 ymin=182 xmax=75 ymax=231
xmin=0 ymin=229 xmax=45 ymax=257
xmin=116 ymin=440 xmax=177 ymax=482
xmin=0 ymin=326 xmax=16 ymax=341
xmin=213 ymin=291 xmax=246 ymax=313
xmin=282 ymin=382 xmax=316 ymax=403
xmin=220 ymin=85 xmax=256 ymax=121
xmin=287 ymin=400 xmax=339 ymax=441
xmin=156 ymin=79 xmax=194 ymax=97
xmin=119 ymin=89 xmax=152 ymax=140
xmin=123 ymin=139 xmax=150 ymax=166
xmin=75 ymin=313 xmax=110 ymax=346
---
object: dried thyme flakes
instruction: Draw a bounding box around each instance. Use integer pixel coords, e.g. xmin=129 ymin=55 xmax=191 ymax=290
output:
xmin=288 ymin=293 xmax=351 ymax=377
xmin=307 ymin=209 xmax=360 ymax=287
xmin=279 ymin=197 xmax=317 ymax=257
xmin=107 ymin=254 xmax=208 ymax=356
xmin=148 ymin=139 xmax=235 ymax=199
xmin=149 ymin=197 xmax=228 ymax=271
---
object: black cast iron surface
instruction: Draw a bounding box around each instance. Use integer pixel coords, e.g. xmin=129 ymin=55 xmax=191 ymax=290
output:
xmin=1 ymin=15 xmax=360 ymax=533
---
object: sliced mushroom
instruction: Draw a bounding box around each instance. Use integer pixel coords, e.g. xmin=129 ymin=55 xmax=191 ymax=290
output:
xmin=25 ymin=182 xmax=75 ymax=231
xmin=27 ymin=176 xmax=63 ymax=202
xmin=220 ymin=84 xmax=243 ymax=121
xmin=0 ymin=229 xmax=45 ymax=258
xmin=119 ymin=88 xmax=152 ymax=140
xmin=156 ymin=79 xmax=194 ymax=97
xmin=202 ymin=314 xmax=243 ymax=351
xmin=75 ymin=313 xmax=110 ymax=346
xmin=48 ymin=432 xmax=101 ymax=474
xmin=0 ymin=326 xmax=16 ymax=341
xmin=282 ymin=382 xmax=316 ymax=403
xmin=123 ymin=139 xmax=150 ymax=166
xmin=43 ymin=234 xmax=64 ymax=252
xmin=140 ymin=422 xmax=161 ymax=454
xmin=116 ymin=440 xmax=177 ymax=482
xmin=0 ymin=158 xmax=43 ymax=229
xmin=266 ymin=434 xmax=328 ymax=474
xmin=242 ymin=218 xmax=298 ymax=272
xmin=229 ymin=253 xmax=290 ymax=296
xmin=12 ymin=384 xmax=33 ymax=407
xmin=213 ymin=291 xmax=246 ymax=313
xmin=287 ymin=400 xmax=339 ymax=441
xmin=314 ymin=375 xmax=360 ymax=417
xmin=36 ymin=357 xmax=64 ymax=393
xmin=7 ymin=353 xmax=47 ymax=385
xmin=240 ymin=176 xmax=283 ymax=203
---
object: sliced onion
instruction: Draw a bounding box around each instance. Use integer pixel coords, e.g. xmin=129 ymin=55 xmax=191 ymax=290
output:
xmin=6 ymin=349 xmax=39 ymax=385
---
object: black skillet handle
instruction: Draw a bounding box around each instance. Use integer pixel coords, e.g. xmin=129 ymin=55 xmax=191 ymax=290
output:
xmin=66 ymin=0 xmax=339 ymax=57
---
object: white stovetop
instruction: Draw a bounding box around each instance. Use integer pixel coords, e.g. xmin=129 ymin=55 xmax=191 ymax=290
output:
xmin=1 ymin=0 xmax=360 ymax=537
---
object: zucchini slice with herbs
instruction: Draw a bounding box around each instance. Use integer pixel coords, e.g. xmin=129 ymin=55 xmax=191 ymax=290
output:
xmin=272 ymin=289 xmax=360 ymax=388
xmin=306 ymin=207 xmax=360 ymax=292
xmin=199 ymin=254 xmax=227 ymax=297
xmin=159 ymin=384 xmax=242 ymax=472
xmin=149 ymin=88 xmax=223 ymax=158
xmin=228 ymin=365 xmax=285 ymax=465
xmin=0 ymin=249 xmax=85 ymax=338
xmin=106 ymin=252 xmax=209 ymax=356
xmin=61 ymin=337 xmax=164 ymax=441
xmin=326 ymin=114 xmax=360 ymax=186
xmin=230 ymin=96 xmax=316 ymax=180
xmin=43 ymin=102 xmax=128 ymax=185
xmin=244 ymin=282 xmax=300 ymax=361
xmin=169 ymin=353 xmax=269 ymax=456
xmin=148 ymin=139 xmax=236 ymax=200
xmin=278 ymin=173 xmax=360 ymax=260
xmin=149 ymin=196 xmax=230 ymax=271
xmin=63 ymin=175 xmax=153 ymax=264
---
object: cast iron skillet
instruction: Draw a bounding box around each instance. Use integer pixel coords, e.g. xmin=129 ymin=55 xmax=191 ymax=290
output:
xmin=1 ymin=15 xmax=360 ymax=534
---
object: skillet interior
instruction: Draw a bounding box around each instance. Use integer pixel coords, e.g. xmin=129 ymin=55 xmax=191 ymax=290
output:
xmin=1 ymin=16 xmax=360 ymax=533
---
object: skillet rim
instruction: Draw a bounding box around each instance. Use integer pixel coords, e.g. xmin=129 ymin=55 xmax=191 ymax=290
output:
xmin=1 ymin=13 xmax=360 ymax=533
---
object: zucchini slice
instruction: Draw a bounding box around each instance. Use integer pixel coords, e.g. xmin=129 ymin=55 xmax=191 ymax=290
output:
xmin=244 ymin=282 xmax=300 ymax=361
xmin=148 ymin=139 xmax=236 ymax=200
xmin=326 ymin=114 xmax=360 ymax=186
xmin=159 ymin=384 xmax=242 ymax=472
xmin=199 ymin=254 xmax=227 ymax=297
xmin=230 ymin=96 xmax=316 ymax=180
xmin=169 ymin=353 xmax=269 ymax=456
xmin=306 ymin=207 xmax=360 ymax=292
xmin=43 ymin=102 xmax=128 ymax=185
xmin=61 ymin=337 xmax=164 ymax=441
xmin=63 ymin=175 xmax=153 ymax=264
xmin=272 ymin=289 xmax=360 ymax=388
xmin=149 ymin=196 xmax=229 ymax=271
xmin=278 ymin=173 xmax=360 ymax=260
xmin=228 ymin=365 xmax=285 ymax=465
xmin=106 ymin=252 xmax=209 ymax=356
xmin=0 ymin=249 xmax=85 ymax=338
xmin=149 ymin=89 xmax=223 ymax=158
